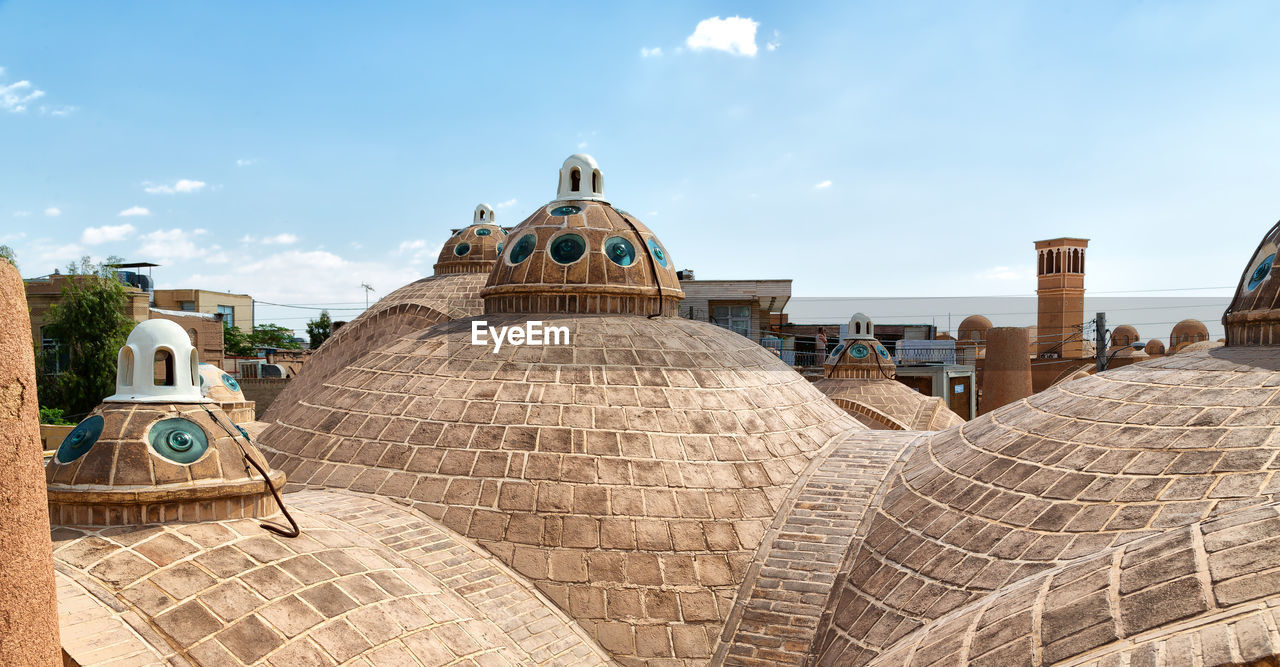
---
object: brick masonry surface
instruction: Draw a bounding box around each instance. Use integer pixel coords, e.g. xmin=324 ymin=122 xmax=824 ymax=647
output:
xmin=257 ymin=314 xmax=859 ymax=664
xmin=263 ymin=272 xmax=488 ymax=424
xmin=811 ymin=346 xmax=1280 ymax=665
xmin=716 ymin=430 xmax=922 ymax=666
xmin=813 ymin=378 xmax=966 ymax=431
xmin=865 ymin=501 xmax=1280 ymax=666
xmin=53 ymin=489 xmax=610 ymax=666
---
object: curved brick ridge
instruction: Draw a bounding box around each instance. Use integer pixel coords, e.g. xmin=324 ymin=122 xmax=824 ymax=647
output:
xmin=861 ymin=501 xmax=1280 ymax=666
xmin=263 ymin=273 xmax=488 ymax=424
xmin=257 ymin=314 xmax=859 ymax=664
xmin=715 ymin=430 xmax=923 ymax=666
xmin=810 ymin=347 xmax=1280 ymax=665
xmin=813 ymin=379 xmax=965 ymax=431
xmin=52 ymin=488 xmax=610 ymax=665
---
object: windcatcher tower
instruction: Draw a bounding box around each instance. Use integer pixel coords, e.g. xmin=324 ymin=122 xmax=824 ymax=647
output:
xmin=1035 ymin=237 xmax=1088 ymax=358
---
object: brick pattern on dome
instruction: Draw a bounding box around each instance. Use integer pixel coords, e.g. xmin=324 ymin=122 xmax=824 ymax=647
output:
xmin=263 ymin=273 xmax=487 ymax=424
xmin=257 ymin=315 xmax=858 ymax=664
xmin=1226 ymin=220 xmax=1280 ymax=346
xmin=46 ymin=403 xmax=282 ymax=526
xmin=482 ymin=202 xmax=684 ymax=316
xmin=53 ymin=489 xmax=609 ymax=666
xmin=813 ymin=378 xmax=965 ymax=431
xmin=810 ymin=347 xmax=1280 ymax=664
xmin=862 ymin=502 xmax=1280 ymax=666
xmin=716 ymin=430 xmax=921 ymax=666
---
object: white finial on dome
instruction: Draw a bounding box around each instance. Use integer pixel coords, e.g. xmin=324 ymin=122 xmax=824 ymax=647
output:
xmin=556 ymin=153 xmax=606 ymax=202
xmin=474 ymin=203 xmax=495 ymax=225
xmin=106 ymin=319 xmax=210 ymax=403
xmin=848 ymin=313 xmax=874 ymax=340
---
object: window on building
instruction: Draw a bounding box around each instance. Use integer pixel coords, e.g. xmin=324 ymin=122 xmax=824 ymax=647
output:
xmin=217 ymin=305 xmax=235 ymax=328
xmin=712 ymin=304 xmax=751 ymax=338
xmin=41 ymin=327 xmax=69 ymax=375
xmin=180 ymin=301 xmax=195 ymax=311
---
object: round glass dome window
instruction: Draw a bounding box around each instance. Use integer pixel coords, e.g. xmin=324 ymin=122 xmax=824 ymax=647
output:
xmin=550 ymin=205 xmax=581 ymax=216
xmin=876 ymin=344 xmax=890 ymax=359
xmin=454 ymin=243 xmax=471 ymax=257
xmin=646 ymin=238 xmax=669 ymax=268
xmin=549 ymin=234 xmax=586 ymax=265
xmin=475 ymin=228 xmax=492 ymax=236
xmin=849 ymin=343 xmax=870 ymax=359
xmin=604 ymin=237 xmax=636 ymax=267
xmin=56 ymin=415 xmax=104 ymax=464
xmin=221 ymin=373 xmax=240 ymax=392
xmin=1248 ymin=253 xmax=1275 ymax=291
xmin=829 ymin=344 xmax=846 ymax=361
xmin=148 ymin=418 xmax=210 ymax=464
xmin=508 ymin=234 xmax=536 ymax=264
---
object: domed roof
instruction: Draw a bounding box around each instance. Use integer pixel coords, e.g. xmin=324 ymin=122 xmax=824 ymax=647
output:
xmin=53 ymin=489 xmax=612 ymax=665
xmin=1144 ymin=338 xmax=1166 ymax=355
xmin=433 ymin=203 xmax=509 ymax=275
xmin=481 ymin=154 xmax=684 ymax=316
xmin=957 ymin=314 xmax=993 ymax=340
xmin=1225 ymin=218 xmax=1280 ymax=345
xmin=256 ymin=154 xmax=860 ymax=664
xmin=1170 ymin=318 xmax=1210 ymax=351
xmin=1110 ymin=324 xmax=1140 ymax=348
xmin=47 ymin=330 xmax=283 ymax=525
xmin=198 ymin=362 xmax=243 ymax=402
xmin=812 ymin=345 xmax=1280 ymax=664
xmin=823 ymin=337 xmax=895 ymax=380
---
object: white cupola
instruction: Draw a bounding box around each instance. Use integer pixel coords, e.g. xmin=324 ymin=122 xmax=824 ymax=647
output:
xmin=106 ymin=319 xmax=210 ymax=403
xmin=474 ymin=203 xmax=495 ymax=225
xmin=555 ymin=153 xmax=606 ymax=202
xmin=848 ymin=313 xmax=874 ymax=340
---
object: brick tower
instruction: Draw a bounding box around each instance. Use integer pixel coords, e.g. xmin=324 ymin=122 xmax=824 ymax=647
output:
xmin=1035 ymin=237 xmax=1088 ymax=359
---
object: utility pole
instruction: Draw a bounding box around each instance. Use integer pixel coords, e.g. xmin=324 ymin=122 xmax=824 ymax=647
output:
xmin=361 ymin=283 xmax=375 ymax=309
xmin=1095 ymin=311 xmax=1107 ymax=373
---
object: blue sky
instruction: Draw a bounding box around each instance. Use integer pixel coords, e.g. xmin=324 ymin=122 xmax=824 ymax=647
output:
xmin=3 ymin=2 xmax=1278 ymax=333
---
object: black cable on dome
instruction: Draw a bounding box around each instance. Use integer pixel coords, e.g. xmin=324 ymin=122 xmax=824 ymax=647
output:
xmin=200 ymin=405 xmax=300 ymax=538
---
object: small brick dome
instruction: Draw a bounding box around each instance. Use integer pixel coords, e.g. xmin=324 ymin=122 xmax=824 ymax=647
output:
xmin=1144 ymin=338 xmax=1165 ymax=355
xmin=433 ymin=204 xmax=509 ymax=275
xmin=957 ymin=314 xmax=993 ymax=341
xmin=1170 ymin=318 xmax=1210 ymax=352
xmin=1110 ymin=324 xmax=1140 ymax=348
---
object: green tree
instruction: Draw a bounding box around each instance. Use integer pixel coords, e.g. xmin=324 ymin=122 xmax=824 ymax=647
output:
xmin=250 ymin=323 xmax=302 ymax=349
xmin=37 ymin=259 xmax=135 ymax=418
xmin=306 ymin=310 xmax=333 ymax=349
xmin=223 ymin=323 xmax=255 ymax=357
xmin=0 ymin=244 xmax=15 ymax=267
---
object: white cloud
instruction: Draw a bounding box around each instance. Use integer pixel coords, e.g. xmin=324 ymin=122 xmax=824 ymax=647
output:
xmin=30 ymin=240 xmax=85 ymax=265
xmin=0 ymin=79 xmax=45 ymax=113
xmin=138 ymin=228 xmax=207 ymax=262
xmin=577 ymin=141 xmax=589 ymax=149
xmin=13 ymin=211 xmax=30 ymax=217
xmin=977 ymin=266 xmax=1033 ymax=281
xmin=495 ymin=199 xmax=518 ymax=209
xmin=813 ymin=180 xmax=832 ymax=190
xmin=0 ymin=232 xmax=25 ymax=243
xmin=262 ymin=233 xmax=298 ymax=245
xmin=40 ymin=105 xmax=76 ymax=117
xmin=766 ymin=30 xmax=781 ymax=51
xmin=144 ymin=179 xmax=207 ymax=194
xmin=686 ymin=16 xmax=760 ymax=57
xmin=235 ymin=158 xmax=256 ymax=167
xmin=44 ymin=207 xmax=61 ymax=217
xmin=640 ymin=47 xmax=663 ymax=58
xmin=118 ymin=206 xmax=151 ymax=217
xmin=81 ymin=224 xmax=137 ymax=245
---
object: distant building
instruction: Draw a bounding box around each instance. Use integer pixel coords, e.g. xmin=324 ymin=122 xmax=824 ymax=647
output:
xmin=152 ymin=288 xmax=254 ymax=330
xmin=678 ymin=278 xmax=790 ymax=342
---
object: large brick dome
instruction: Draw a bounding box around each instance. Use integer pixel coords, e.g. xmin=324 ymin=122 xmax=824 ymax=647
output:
xmin=256 ymin=155 xmax=859 ymax=664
